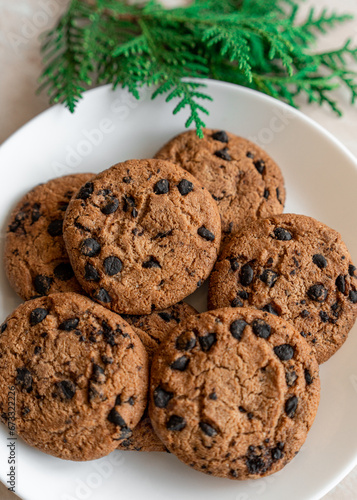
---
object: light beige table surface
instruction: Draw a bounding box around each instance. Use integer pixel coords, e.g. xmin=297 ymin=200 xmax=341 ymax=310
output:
xmin=1 ymin=0 xmax=357 ymax=499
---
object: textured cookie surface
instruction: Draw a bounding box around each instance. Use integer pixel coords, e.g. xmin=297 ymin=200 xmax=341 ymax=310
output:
xmin=119 ymin=302 xmax=198 ymax=452
xmin=5 ymin=173 xmax=93 ymax=300
xmin=208 ymin=214 xmax=357 ymax=364
xmin=63 ymin=159 xmax=221 ymax=314
xmin=155 ymin=129 xmax=285 ymax=236
xmin=149 ymin=308 xmax=319 ymax=479
xmin=0 ymin=293 xmax=149 ymax=461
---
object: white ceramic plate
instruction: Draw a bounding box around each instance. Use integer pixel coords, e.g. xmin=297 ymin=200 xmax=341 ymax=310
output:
xmin=0 ymin=80 xmax=357 ymax=500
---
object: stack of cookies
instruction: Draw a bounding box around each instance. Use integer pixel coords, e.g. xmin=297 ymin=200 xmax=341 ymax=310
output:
xmin=1 ymin=129 xmax=356 ymax=481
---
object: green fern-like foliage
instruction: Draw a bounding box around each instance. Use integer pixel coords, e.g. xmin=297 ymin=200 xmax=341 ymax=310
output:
xmin=39 ymin=0 xmax=357 ymax=136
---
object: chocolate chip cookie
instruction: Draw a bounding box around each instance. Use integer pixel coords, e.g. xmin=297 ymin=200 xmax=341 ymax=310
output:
xmin=118 ymin=302 xmax=198 ymax=451
xmin=149 ymin=308 xmax=319 ymax=479
xmin=0 ymin=293 xmax=149 ymax=461
xmin=4 ymin=173 xmax=93 ymax=300
xmin=155 ymin=129 xmax=285 ymax=236
xmin=63 ymin=159 xmax=221 ymax=315
xmin=208 ymin=214 xmax=357 ymax=364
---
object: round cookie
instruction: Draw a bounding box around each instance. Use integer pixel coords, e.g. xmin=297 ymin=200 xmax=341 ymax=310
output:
xmin=155 ymin=129 xmax=285 ymax=236
xmin=63 ymin=159 xmax=221 ymax=315
xmin=0 ymin=293 xmax=149 ymax=461
xmin=4 ymin=173 xmax=94 ymax=300
xmin=149 ymin=308 xmax=320 ymax=480
xmin=118 ymin=302 xmax=198 ymax=452
xmin=208 ymin=214 xmax=357 ymax=364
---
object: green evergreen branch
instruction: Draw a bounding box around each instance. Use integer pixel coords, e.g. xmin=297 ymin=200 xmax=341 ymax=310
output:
xmin=39 ymin=0 xmax=357 ymax=135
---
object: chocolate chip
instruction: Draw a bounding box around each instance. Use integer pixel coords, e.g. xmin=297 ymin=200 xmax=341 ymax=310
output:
xmin=336 ymin=275 xmax=346 ymax=294
xmin=252 ymin=319 xmax=271 ymax=339
xmin=47 ymin=219 xmax=63 ymax=237
xmin=9 ymin=211 xmax=26 ymax=232
xmin=0 ymin=323 xmax=7 ymax=334
xmin=263 ymin=189 xmax=270 ymax=199
xmin=56 ymin=380 xmax=76 ymax=400
xmin=276 ymin=188 xmax=282 ymax=204
xmin=154 ymin=179 xmax=169 ymax=194
xmin=260 ymin=269 xmax=278 ymax=287
xmin=246 ymin=456 xmax=265 ymax=474
xmin=84 ymin=263 xmax=100 ymax=281
xmin=95 ymin=288 xmax=111 ymax=303
xmin=31 ymin=203 xmax=41 ymax=223
xmin=176 ymin=333 xmax=196 ymax=351
xmin=229 ymin=258 xmax=239 ymax=271
xmin=274 ymin=344 xmax=294 ymax=361
xmin=92 ymin=364 xmax=106 ymax=383
xmin=123 ymin=195 xmax=136 ymax=213
xmin=312 ymin=254 xmax=327 ymax=269
xmin=30 ymin=308 xmax=49 ymax=326
xmin=273 ymin=227 xmax=292 ymax=241
xmin=81 ymin=238 xmax=101 ymax=257
xmin=246 ymin=151 xmax=254 ymax=159
xmin=349 ymin=264 xmax=356 ymax=277
xmin=166 ymin=415 xmax=186 ymax=431
xmin=319 ymin=311 xmax=329 ymax=323
xmin=285 ymin=396 xmax=298 ymax=417
xmin=349 ymin=290 xmax=357 ymax=303
xmin=103 ymin=256 xmax=123 ymax=276
xmin=254 ymin=159 xmax=265 ymax=174
xmin=107 ymin=408 xmax=127 ymax=427
xmin=209 ymin=392 xmax=217 ymax=400
xmin=197 ymin=226 xmax=215 ymax=241
xmin=212 ymin=130 xmax=228 ymax=142
xmin=16 ymin=368 xmax=33 ymax=393
xmin=115 ymin=394 xmax=122 ymax=406
xmin=77 ymin=182 xmax=94 ymax=200
xmin=238 ymin=290 xmax=249 ymax=300
xmin=300 ymin=309 xmax=309 ymax=318
xmin=142 ymin=256 xmax=161 ymax=269
xmin=240 ymin=263 xmax=254 ymax=286
xmin=178 ymin=179 xmax=193 ymax=196
xmin=119 ymin=426 xmax=132 ymax=440
xmin=307 ymin=284 xmax=328 ymax=302
xmin=101 ymin=197 xmax=119 ymax=214
xmin=231 ymin=297 xmax=243 ymax=307
xmin=158 ymin=312 xmax=172 ymax=322
xmin=123 ymin=176 xmax=131 ymax=184
xmin=261 ymin=303 xmax=279 ymax=316
xmin=154 ymin=387 xmax=174 ymax=408
xmin=54 ymin=262 xmax=74 ymax=281
xmin=199 ymin=421 xmax=217 ymax=437
xmin=59 ymin=317 xmax=79 ymax=331
xmin=271 ymin=447 xmax=283 ymax=461
xmin=230 ymin=319 xmax=247 ymax=341
xmin=304 ymin=369 xmax=313 ymax=385
xmin=198 ymin=332 xmax=216 ymax=352
xmin=214 ymin=147 xmax=231 ymax=161
xmin=34 ymin=346 xmax=41 ymax=355
xmin=170 ymin=355 xmax=190 ymax=371
xmin=34 ymin=275 xmax=52 ymax=295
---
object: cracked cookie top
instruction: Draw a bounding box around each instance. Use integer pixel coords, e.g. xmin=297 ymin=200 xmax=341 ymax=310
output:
xmin=208 ymin=214 xmax=357 ymax=363
xmin=4 ymin=173 xmax=94 ymax=300
xmin=155 ymin=129 xmax=285 ymax=237
xmin=63 ymin=159 xmax=221 ymax=315
xmin=0 ymin=292 xmax=149 ymax=461
xmin=149 ymin=307 xmax=319 ymax=479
